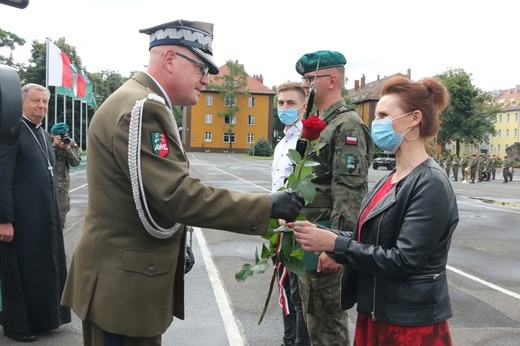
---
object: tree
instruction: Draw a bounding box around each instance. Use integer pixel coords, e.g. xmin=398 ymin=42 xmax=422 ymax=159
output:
xmin=207 ymin=60 xmax=250 ymax=152
xmin=436 ymin=68 xmax=499 ymax=156
xmin=0 ymin=28 xmax=25 ymax=69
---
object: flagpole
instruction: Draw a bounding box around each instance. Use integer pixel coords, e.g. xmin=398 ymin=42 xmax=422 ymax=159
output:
xmin=45 ymin=38 xmax=50 ymax=131
xmin=54 ymin=89 xmax=58 ymax=124
xmin=72 ymin=96 xmax=75 ymax=141
xmin=63 ymin=94 xmax=66 ymax=122
xmin=80 ymin=100 xmax=83 ymax=150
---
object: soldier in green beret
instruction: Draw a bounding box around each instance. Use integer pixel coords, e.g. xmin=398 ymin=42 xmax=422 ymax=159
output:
xmin=295 ymin=50 xmax=374 ymax=345
xmin=50 ymin=122 xmax=82 ymax=228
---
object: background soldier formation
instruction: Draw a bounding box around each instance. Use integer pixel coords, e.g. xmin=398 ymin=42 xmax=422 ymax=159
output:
xmin=435 ymin=152 xmax=516 ymax=184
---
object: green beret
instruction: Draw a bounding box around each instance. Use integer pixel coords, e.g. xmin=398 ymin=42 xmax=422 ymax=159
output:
xmin=51 ymin=122 xmax=69 ymax=135
xmin=295 ymin=50 xmax=347 ymax=76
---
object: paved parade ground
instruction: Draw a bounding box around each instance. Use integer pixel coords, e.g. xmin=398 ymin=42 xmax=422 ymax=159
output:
xmin=3 ymin=152 xmax=520 ymax=345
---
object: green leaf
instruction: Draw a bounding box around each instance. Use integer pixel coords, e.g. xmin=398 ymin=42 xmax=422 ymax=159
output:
xmin=251 ymin=260 xmax=270 ymax=274
xmin=281 ymin=232 xmax=294 ymax=257
xmin=272 ymin=225 xmax=293 ymax=233
xmin=287 ymin=148 xmax=303 ymax=165
xmin=302 ymin=158 xmax=321 ymax=167
xmin=261 ymin=243 xmax=272 ymax=259
xmin=295 ymin=213 xmax=307 ymax=221
xmin=285 ymin=257 xmax=306 ymax=276
xmin=295 ymin=180 xmax=317 ymax=204
xmin=235 ymin=263 xmax=253 ymax=282
xmin=290 ymin=247 xmax=304 ymax=260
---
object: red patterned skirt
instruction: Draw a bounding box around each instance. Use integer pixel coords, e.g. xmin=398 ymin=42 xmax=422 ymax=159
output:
xmin=354 ymin=312 xmax=452 ymax=346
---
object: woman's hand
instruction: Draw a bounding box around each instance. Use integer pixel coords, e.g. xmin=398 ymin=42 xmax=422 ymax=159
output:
xmin=288 ymin=220 xmax=338 ymax=253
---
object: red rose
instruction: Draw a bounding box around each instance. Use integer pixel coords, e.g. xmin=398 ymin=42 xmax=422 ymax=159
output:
xmin=302 ymin=116 xmax=326 ymax=140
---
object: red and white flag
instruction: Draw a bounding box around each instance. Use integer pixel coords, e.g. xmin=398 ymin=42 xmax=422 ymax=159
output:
xmin=48 ymin=41 xmax=74 ymax=88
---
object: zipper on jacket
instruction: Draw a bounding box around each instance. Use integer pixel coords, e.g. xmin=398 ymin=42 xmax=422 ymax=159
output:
xmin=371 ymin=216 xmax=384 ymax=321
xmin=409 ymin=271 xmax=445 ymax=281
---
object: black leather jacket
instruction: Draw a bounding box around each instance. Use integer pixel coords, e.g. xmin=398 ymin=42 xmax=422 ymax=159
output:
xmin=332 ymin=157 xmax=459 ymax=326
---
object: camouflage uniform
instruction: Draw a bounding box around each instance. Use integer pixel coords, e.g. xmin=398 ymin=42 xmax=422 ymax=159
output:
xmin=443 ymin=156 xmax=452 ymax=178
xmin=477 ymin=155 xmax=486 ymax=182
xmin=502 ymin=156 xmax=514 ymax=182
xmin=469 ymin=155 xmax=478 ymax=183
xmin=300 ymin=99 xmax=374 ymax=345
xmin=54 ymin=141 xmax=82 ymax=227
xmin=488 ymin=155 xmax=497 ymax=180
xmin=460 ymin=154 xmax=469 ymax=181
xmin=451 ymin=155 xmax=460 ymax=181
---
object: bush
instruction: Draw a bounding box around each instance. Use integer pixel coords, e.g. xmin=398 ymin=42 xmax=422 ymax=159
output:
xmin=248 ymin=137 xmax=273 ymax=157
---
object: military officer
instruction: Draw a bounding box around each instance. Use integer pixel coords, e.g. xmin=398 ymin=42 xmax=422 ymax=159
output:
xmin=61 ymin=19 xmax=304 ymax=345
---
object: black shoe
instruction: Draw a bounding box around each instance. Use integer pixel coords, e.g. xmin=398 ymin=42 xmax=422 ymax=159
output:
xmin=4 ymin=331 xmax=36 ymax=342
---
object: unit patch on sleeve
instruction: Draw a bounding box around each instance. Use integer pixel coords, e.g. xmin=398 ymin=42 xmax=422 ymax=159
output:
xmin=345 ymin=154 xmax=359 ymax=174
xmin=346 ymin=136 xmax=358 ymax=146
xmin=151 ymin=131 xmax=169 ymax=157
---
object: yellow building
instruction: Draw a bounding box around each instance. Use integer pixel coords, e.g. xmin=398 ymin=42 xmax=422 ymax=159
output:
xmin=183 ymin=63 xmax=276 ymax=152
xmin=488 ymin=87 xmax=520 ymax=158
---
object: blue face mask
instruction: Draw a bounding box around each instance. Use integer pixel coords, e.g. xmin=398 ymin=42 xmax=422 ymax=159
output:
xmin=371 ymin=112 xmax=413 ymax=153
xmin=277 ymin=104 xmax=304 ymax=125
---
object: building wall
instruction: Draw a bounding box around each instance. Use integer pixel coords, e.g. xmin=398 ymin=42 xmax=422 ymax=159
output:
xmin=185 ymin=91 xmax=274 ymax=152
xmin=488 ymin=109 xmax=520 ymax=157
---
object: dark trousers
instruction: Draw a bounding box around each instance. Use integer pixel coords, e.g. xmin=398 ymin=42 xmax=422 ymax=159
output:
xmin=278 ymin=267 xmax=311 ymax=346
xmin=82 ymin=320 xmax=161 ymax=346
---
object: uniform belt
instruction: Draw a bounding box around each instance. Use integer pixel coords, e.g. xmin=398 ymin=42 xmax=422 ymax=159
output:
xmin=305 ymin=194 xmax=333 ymax=208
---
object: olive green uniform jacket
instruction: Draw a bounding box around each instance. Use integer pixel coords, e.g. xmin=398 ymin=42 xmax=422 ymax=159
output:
xmin=61 ymin=72 xmax=271 ymax=337
xmin=303 ymin=100 xmax=374 ymax=231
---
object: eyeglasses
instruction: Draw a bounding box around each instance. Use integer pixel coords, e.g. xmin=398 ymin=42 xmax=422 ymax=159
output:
xmin=176 ymin=53 xmax=210 ymax=77
xmin=301 ymin=74 xmax=332 ymax=84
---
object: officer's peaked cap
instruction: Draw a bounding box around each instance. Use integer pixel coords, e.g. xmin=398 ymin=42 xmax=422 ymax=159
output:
xmin=140 ymin=19 xmax=219 ymax=75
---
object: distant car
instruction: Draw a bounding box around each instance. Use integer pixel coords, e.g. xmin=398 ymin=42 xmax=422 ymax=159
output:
xmin=373 ymin=152 xmax=396 ymax=170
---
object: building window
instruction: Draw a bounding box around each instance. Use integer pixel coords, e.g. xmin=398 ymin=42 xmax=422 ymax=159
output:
xmin=223 ymin=133 xmax=236 ymax=143
xmin=205 ymin=132 xmax=212 ymax=142
xmin=206 ymin=95 xmax=213 ymax=106
xmin=498 ymin=130 xmax=501 ymax=138
xmin=499 ymin=114 xmax=502 ymax=122
xmin=507 ymin=114 xmax=510 ymax=122
xmin=205 ymin=113 xmax=212 ymax=124
xmin=248 ymin=97 xmax=255 ymax=107
xmin=497 ymin=144 xmax=500 ymax=153
xmin=224 ymin=115 xmax=236 ymax=125
xmin=514 ymin=129 xmax=518 ymax=138
xmin=247 ymin=133 xmax=254 ymax=143
xmin=224 ymin=97 xmax=236 ymax=106
xmin=506 ymin=129 xmax=509 ymax=137
xmin=248 ymin=115 xmax=255 ymax=125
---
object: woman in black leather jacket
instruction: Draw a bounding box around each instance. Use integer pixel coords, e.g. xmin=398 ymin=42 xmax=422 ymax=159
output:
xmin=290 ymin=76 xmax=458 ymax=345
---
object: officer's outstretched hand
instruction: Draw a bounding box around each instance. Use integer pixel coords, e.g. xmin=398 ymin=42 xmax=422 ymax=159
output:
xmin=268 ymin=191 xmax=305 ymax=222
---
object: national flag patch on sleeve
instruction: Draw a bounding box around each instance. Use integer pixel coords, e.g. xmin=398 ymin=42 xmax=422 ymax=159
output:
xmin=151 ymin=131 xmax=169 ymax=157
xmin=346 ymin=136 xmax=358 ymax=146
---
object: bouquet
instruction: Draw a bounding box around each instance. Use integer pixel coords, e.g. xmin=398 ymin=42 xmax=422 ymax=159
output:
xmin=235 ymin=115 xmax=327 ymax=324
